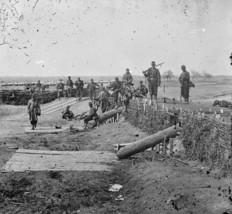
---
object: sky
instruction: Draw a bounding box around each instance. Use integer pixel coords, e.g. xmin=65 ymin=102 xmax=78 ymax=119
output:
xmin=0 ymin=0 xmax=232 ymax=76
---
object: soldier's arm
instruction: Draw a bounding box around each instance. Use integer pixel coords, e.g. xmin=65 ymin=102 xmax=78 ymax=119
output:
xmin=27 ymin=101 xmax=31 ymax=113
xmin=122 ymin=74 xmax=126 ymax=82
xmin=143 ymin=68 xmax=150 ymax=77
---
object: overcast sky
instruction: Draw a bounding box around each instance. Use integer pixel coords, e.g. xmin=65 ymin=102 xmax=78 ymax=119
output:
xmin=0 ymin=0 xmax=231 ymax=76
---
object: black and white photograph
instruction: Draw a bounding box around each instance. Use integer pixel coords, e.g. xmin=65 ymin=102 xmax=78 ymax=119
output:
xmin=0 ymin=0 xmax=231 ymax=213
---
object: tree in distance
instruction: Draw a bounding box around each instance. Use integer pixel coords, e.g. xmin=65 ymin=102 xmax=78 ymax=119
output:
xmin=162 ymin=70 xmax=174 ymax=82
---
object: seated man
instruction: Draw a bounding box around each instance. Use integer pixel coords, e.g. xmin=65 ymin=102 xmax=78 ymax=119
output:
xmin=135 ymin=80 xmax=148 ymax=98
xmin=62 ymin=105 xmax=74 ymax=119
xmin=122 ymin=68 xmax=133 ymax=86
xmin=83 ymin=102 xmax=98 ymax=128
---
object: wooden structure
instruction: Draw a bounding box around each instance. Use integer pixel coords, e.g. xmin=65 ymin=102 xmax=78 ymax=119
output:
xmin=24 ymin=126 xmax=69 ymax=134
xmin=3 ymin=149 xmax=118 ymax=172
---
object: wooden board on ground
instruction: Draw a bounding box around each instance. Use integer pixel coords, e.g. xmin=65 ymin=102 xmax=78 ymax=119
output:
xmin=24 ymin=126 xmax=69 ymax=134
xmin=3 ymin=149 xmax=118 ymax=172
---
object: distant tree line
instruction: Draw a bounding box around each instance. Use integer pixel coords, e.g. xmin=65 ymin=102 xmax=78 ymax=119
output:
xmin=190 ymin=70 xmax=213 ymax=80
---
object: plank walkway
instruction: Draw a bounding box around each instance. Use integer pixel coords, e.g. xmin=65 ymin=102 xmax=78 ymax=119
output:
xmin=24 ymin=126 xmax=69 ymax=134
xmin=3 ymin=149 xmax=118 ymax=172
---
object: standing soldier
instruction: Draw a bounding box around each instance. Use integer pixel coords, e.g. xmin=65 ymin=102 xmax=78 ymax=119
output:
xmin=66 ymin=76 xmax=73 ymax=99
xmin=56 ymin=79 xmax=64 ymax=100
xmin=87 ymin=78 xmax=99 ymax=100
xmin=179 ymin=65 xmax=190 ymax=104
xmin=135 ymin=80 xmax=148 ymax=98
xmin=109 ymin=77 xmax=123 ymax=107
xmin=75 ymin=77 xmax=84 ymax=101
xmin=122 ymin=68 xmax=133 ymax=86
xmin=27 ymin=94 xmax=41 ymax=130
xmin=143 ymin=61 xmax=161 ymax=104
xmin=36 ymin=80 xmax=42 ymax=93
xmin=94 ymin=87 xmax=110 ymax=113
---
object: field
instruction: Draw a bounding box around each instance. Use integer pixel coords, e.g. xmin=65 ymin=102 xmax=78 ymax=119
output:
xmin=0 ymin=76 xmax=231 ymax=214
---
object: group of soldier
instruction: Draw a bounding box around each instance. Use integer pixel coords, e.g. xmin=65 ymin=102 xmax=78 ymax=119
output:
xmin=27 ymin=61 xmax=192 ymax=130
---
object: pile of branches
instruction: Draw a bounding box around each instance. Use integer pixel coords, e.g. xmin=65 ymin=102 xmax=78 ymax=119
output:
xmin=181 ymin=113 xmax=231 ymax=170
xmin=124 ymin=99 xmax=171 ymax=134
xmin=2 ymin=90 xmax=57 ymax=105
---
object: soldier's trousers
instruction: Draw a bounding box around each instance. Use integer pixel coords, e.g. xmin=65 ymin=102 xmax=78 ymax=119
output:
xmin=89 ymin=90 xmax=96 ymax=100
xmin=76 ymin=88 xmax=83 ymax=99
xmin=148 ymin=82 xmax=158 ymax=99
xmin=114 ymin=92 xmax=122 ymax=105
xmin=181 ymin=84 xmax=189 ymax=101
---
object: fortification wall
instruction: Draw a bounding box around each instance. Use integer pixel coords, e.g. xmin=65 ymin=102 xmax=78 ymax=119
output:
xmin=124 ymin=99 xmax=231 ymax=172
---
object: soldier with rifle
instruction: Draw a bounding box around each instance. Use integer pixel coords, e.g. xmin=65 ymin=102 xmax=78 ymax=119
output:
xmin=143 ymin=61 xmax=161 ymax=104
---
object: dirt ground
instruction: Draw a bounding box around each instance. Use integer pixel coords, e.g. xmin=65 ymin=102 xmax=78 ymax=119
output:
xmin=0 ymin=97 xmax=231 ymax=214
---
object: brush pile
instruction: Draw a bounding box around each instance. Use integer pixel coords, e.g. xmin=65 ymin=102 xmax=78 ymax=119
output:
xmin=181 ymin=113 xmax=231 ymax=171
xmin=125 ymin=99 xmax=171 ymax=133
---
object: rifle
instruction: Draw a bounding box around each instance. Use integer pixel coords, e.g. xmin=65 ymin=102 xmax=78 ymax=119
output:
xmin=156 ymin=62 xmax=165 ymax=67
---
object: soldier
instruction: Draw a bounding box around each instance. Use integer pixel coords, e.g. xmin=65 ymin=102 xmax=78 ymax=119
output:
xmin=135 ymin=80 xmax=148 ymax=98
xmin=143 ymin=61 xmax=161 ymax=104
xmin=66 ymin=76 xmax=73 ymax=99
xmin=122 ymin=86 xmax=133 ymax=113
xmin=75 ymin=77 xmax=84 ymax=101
xmin=95 ymin=87 xmax=110 ymax=113
xmin=56 ymin=79 xmax=64 ymax=100
xmin=122 ymin=68 xmax=133 ymax=86
xmin=36 ymin=80 xmax=42 ymax=93
xmin=83 ymin=101 xmax=98 ymax=129
xmin=87 ymin=78 xmax=99 ymax=100
xmin=62 ymin=105 xmax=74 ymax=120
xmin=27 ymin=94 xmax=41 ymax=130
xmin=109 ymin=77 xmax=123 ymax=107
xmin=179 ymin=65 xmax=190 ymax=104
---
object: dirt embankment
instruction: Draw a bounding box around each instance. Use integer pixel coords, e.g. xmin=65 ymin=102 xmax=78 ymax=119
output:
xmin=0 ymin=102 xmax=231 ymax=214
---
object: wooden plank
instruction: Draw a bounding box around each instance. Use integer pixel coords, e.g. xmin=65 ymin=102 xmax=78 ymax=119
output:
xmin=7 ymin=153 xmax=117 ymax=163
xmin=3 ymin=150 xmax=118 ymax=172
xmin=15 ymin=149 xmax=118 ymax=162
xmin=44 ymin=98 xmax=88 ymax=114
xmin=42 ymin=98 xmax=77 ymax=114
xmin=41 ymin=98 xmax=71 ymax=110
xmin=3 ymin=163 xmax=112 ymax=172
xmin=24 ymin=127 xmax=69 ymax=134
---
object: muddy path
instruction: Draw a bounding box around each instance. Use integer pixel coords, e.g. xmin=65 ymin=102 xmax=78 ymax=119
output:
xmin=0 ymin=101 xmax=231 ymax=214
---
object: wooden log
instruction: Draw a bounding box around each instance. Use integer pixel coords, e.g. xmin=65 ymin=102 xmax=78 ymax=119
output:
xmin=117 ymin=126 xmax=181 ymax=159
xmin=89 ymin=107 xmax=124 ymax=127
